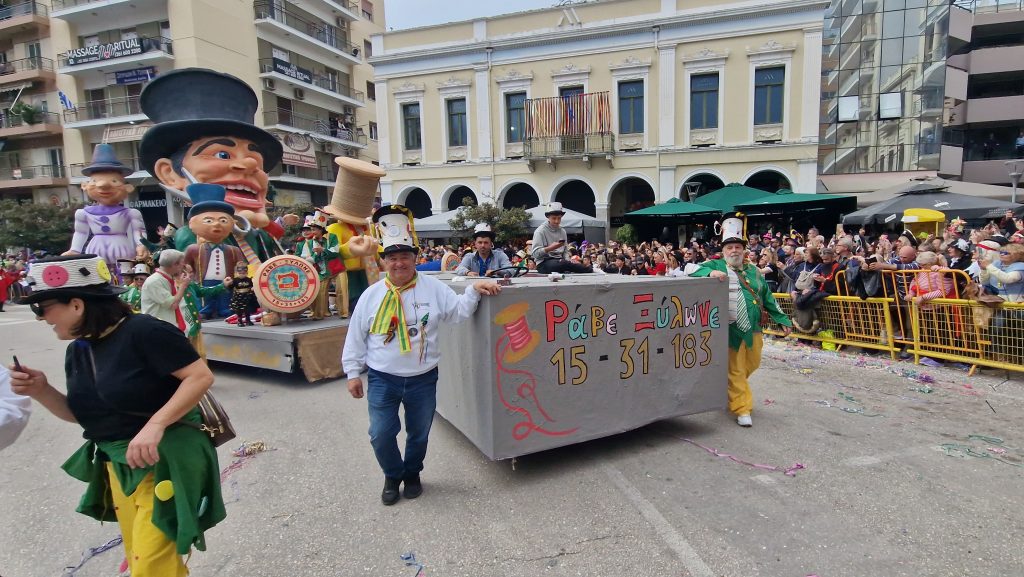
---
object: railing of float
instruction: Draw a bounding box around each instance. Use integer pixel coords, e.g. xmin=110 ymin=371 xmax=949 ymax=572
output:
xmin=764 ymin=268 xmax=1023 ymax=373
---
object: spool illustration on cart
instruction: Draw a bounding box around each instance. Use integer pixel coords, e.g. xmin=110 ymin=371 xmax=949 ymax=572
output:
xmin=254 ymin=254 xmax=320 ymax=313
xmin=492 ymin=302 xmax=577 ymax=441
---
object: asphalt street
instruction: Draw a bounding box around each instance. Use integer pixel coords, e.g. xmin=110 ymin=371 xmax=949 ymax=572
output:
xmin=2 ymin=301 xmax=1023 ymax=577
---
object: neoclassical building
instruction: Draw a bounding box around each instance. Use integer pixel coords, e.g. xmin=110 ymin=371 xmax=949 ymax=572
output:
xmin=371 ymin=0 xmax=828 ymax=231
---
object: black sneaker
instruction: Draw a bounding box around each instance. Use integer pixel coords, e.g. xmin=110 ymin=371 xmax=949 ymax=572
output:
xmin=402 ymin=474 xmax=422 ymax=499
xmin=381 ymin=477 xmax=401 ymax=506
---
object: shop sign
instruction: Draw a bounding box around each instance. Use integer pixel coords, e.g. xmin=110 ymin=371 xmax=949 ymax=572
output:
xmin=115 ymin=67 xmax=156 ymax=84
xmin=65 ymin=38 xmax=160 ymax=66
xmin=272 ymin=58 xmax=312 ymax=84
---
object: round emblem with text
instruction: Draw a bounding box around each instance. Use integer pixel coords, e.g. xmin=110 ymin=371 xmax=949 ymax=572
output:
xmin=254 ymin=255 xmax=320 ymax=313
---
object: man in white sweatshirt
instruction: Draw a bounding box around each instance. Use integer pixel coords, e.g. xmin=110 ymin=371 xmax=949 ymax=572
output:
xmin=343 ymin=205 xmax=501 ymax=505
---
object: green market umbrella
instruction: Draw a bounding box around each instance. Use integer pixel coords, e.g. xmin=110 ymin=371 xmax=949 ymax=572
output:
xmin=625 ymin=197 xmax=721 ymax=217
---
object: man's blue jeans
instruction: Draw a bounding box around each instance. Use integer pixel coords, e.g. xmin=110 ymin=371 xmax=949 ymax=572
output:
xmin=199 ymin=279 xmax=231 ymax=318
xmin=366 ymin=367 xmax=438 ymax=480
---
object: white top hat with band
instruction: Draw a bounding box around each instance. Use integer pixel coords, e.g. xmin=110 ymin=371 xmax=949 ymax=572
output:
xmin=720 ymin=217 xmax=745 ymax=245
xmin=473 ymin=222 xmax=495 ymax=239
xmin=20 ymin=254 xmax=127 ymax=304
xmin=309 ymin=210 xmax=329 ymax=229
xmin=543 ymin=202 xmax=566 ymax=216
xmin=132 ymin=262 xmax=152 ymax=276
xmin=372 ymin=205 xmax=419 ymax=254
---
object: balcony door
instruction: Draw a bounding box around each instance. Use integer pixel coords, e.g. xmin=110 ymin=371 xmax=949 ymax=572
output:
xmin=48 ymin=148 xmax=63 ymax=177
xmin=560 ymin=85 xmax=584 ymax=155
xmin=86 ymin=88 xmax=106 ymax=119
xmin=278 ymin=97 xmax=292 ymax=126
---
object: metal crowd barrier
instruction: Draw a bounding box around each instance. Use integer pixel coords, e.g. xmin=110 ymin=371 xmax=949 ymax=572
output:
xmin=763 ymin=269 xmax=1023 ymax=373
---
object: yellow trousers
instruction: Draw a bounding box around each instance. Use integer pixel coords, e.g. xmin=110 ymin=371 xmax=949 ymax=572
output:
xmin=106 ymin=463 xmax=188 ymax=577
xmin=333 ymin=272 xmax=349 ymax=317
xmin=726 ymin=332 xmax=763 ymax=416
xmin=310 ymin=280 xmax=330 ymax=319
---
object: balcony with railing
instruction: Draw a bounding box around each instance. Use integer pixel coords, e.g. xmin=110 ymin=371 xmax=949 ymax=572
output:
xmin=0 ymin=164 xmax=67 ymax=189
xmin=269 ymin=164 xmax=337 ymax=185
xmin=58 ymin=36 xmax=173 ymax=74
xmin=523 ymin=92 xmax=615 ymax=169
xmin=258 ymin=57 xmax=364 ymax=106
xmin=62 ymin=96 xmax=146 ymax=128
xmin=263 ymin=108 xmax=367 ymax=148
xmin=0 ymin=56 xmax=56 ymax=86
xmin=254 ymin=1 xmax=361 ymax=64
xmin=315 ymin=0 xmax=359 ymax=21
xmin=51 ymin=0 xmax=162 ymax=21
xmin=0 ymin=1 xmax=48 ymax=36
xmin=0 ymin=111 xmax=61 ymax=139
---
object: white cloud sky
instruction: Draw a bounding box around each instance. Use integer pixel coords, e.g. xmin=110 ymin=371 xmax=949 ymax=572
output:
xmin=384 ymin=0 xmax=558 ymax=30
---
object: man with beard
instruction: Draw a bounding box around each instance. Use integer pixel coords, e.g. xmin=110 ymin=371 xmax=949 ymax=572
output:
xmin=690 ymin=217 xmax=791 ymax=427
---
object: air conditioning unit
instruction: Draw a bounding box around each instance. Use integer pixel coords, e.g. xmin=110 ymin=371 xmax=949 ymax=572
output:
xmin=262 ymin=78 xmax=276 ymax=91
xmin=321 ymin=142 xmax=334 ymax=153
xmin=294 ymin=88 xmax=305 ymax=100
xmin=336 ymin=17 xmax=346 ymax=27
xmin=342 ymin=105 xmax=355 ymax=115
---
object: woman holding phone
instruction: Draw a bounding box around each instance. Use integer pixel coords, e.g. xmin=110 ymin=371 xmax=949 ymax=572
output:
xmin=8 ymin=254 xmax=225 ymax=577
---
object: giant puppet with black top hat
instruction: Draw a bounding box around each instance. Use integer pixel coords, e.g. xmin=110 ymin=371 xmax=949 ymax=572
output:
xmin=64 ymin=144 xmax=149 ymax=280
xmin=687 ymin=213 xmax=792 ymax=428
xmin=139 ymin=68 xmax=298 ymax=266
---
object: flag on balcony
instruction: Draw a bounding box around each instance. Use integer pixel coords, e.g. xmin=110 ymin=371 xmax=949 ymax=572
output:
xmin=58 ymin=91 xmax=75 ymax=110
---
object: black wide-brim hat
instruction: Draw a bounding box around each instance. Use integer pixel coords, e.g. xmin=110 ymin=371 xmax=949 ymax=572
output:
xmin=139 ymin=68 xmax=283 ymax=177
xmin=18 ymin=255 xmax=127 ymax=305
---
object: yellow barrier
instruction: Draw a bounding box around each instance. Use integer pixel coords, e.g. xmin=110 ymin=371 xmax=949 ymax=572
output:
xmin=765 ymin=271 xmax=1024 ymax=372
xmin=763 ymin=293 xmax=899 ymax=359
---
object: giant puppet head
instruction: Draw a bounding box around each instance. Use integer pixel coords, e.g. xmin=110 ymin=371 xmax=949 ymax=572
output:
xmin=139 ymin=68 xmax=283 ymax=229
xmin=186 ymin=183 xmax=236 ymax=245
xmin=81 ymin=143 xmax=135 ymax=206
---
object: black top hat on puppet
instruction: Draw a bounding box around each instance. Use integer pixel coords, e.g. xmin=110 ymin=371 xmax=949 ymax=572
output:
xmin=139 ymin=68 xmax=283 ymax=176
xmin=372 ymin=204 xmax=419 ymax=255
xmin=186 ymin=183 xmax=234 ymax=220
xmin=82 ymin=143 xmax=134 ymax=177
xmin=19 ymin=255 xmax=127 ymax=305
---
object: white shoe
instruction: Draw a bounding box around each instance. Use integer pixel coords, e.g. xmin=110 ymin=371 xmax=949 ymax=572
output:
xmin=737 ymin=414 xmax=752 ymax=427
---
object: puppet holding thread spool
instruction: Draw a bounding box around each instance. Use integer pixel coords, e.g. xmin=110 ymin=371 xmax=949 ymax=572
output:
xmin=323 ymin=157 xmax=383 ymax=318
xmin=64 ymin=144 xmax=149 ymax=275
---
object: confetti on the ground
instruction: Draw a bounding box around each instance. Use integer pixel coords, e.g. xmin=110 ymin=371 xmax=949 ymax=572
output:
xmin=401 ymin=552 xmax=426 ymax=576
xmin=221 ymin=440 xmax=274 ymax=483
xmin=62 ymin=536 xmax=123 ymax=577
xmin=941 ymin=435 xmax=1023 ymax=468
xmin=674 ymin=436 xmax=804 ymax=477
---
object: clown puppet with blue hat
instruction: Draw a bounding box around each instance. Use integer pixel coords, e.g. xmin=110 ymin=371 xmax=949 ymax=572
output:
xmin=182 ymin=183 xmax=243 ymax=319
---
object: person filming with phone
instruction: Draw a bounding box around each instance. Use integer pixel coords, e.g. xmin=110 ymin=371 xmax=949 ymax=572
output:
xmin=531 ymin=202 xmax=592 ymax=274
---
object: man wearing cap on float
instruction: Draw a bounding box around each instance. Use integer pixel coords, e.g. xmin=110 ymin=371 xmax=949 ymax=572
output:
xmin=64 ymin=144 xmax=149 ymax=278
xmin=182 ymin=184 xmax=245 ymax=320
xmin=298 ymin=211 xmax=340 ymax=321
xmin=119 ymin=262 xmax=151 ymax=313
xmin=343 ymin=204 xmax=501 ymax=506
xmin=139 ymin=68 xmax=299 ymax=266
xmin=324 ymin=157 xmax=385 ymax=319
xmin=455 ymin=223 xmax=512 ymax=277
xmin=690 ymin=216 xmax=792 ymax=428
xmin=530 ymin=202 xmax=592 ymax=274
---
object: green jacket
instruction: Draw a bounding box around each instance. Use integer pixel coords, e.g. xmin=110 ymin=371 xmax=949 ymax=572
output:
xmin=61 ymin=409 xmax=226 ymax=555
xmin=297 ymin=233 xmax=341 ymax=280
xmin=690 ymin=259 xmax=791 ymax=350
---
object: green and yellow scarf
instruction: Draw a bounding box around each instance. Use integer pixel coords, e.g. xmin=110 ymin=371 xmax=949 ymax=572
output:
xmin=370 ymin=274 xmax=418 ymax=353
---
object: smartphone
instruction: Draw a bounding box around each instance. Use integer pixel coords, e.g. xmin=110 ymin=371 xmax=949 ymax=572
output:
xmin=12 ymin=355 xmax=23 ymax=372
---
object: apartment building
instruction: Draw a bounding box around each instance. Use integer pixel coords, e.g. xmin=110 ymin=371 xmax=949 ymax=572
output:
xmin=0 ymin=1 xmax=67 ymax=204
xmin=817 ymin=0 xmax=1024 ymax=194
xmin=371 ymin=0 xmax=827 ymax=232
xmin=945 ymin=0 xmax=1024 ymax=186
xmin=49 ymin=0 xmax=382 ymax=233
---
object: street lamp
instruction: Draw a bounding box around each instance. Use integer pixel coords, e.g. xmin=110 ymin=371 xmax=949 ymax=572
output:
xmin=683 ymin=181 xmax=702 ymax=202
xmin=1007 ymin=160 xmax=1023 ymax=204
